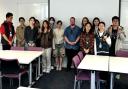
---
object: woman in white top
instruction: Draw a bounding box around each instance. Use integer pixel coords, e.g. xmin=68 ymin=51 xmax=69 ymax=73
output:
xmin=53 ymin=20 xmax=65 ymax=71
xmin=95 ymin=21 xmax=111 ymax=55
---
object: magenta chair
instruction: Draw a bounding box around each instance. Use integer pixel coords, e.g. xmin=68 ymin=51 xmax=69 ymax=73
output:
xmin=27 ymin=47 xmax=42 ymax=51
xmin=116 ymin=50 xmax=128 ymax=57
xmin=73 ymin=55 xmax=102 ymax=89
xmin=77 ymin=51 xmax=84 ymax=61
xmin=0 ymin=58 xmax=28 ymax=87
xmin=72 ymin=55 xmax=90 ymax=89
xmin=11 ymin=47 xmax=24 ymax=50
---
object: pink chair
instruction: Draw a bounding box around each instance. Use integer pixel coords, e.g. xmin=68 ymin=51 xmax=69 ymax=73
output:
xmin=27 ymin=47 xmax=42 ymax=51
xmin=116 ymin=50 xmax=128 ymax=57
xmin=11 ymin=47 xmax=24 ymax=50
xmin=0 ymin=58 xmax=28 ymax=87
xmin=72 ymin=55 xmax=102 ymax=89
xmin=72 ymin=55 xmax=90 ymax=89
xmin=77 ymin=51 xmax=84 ymax=61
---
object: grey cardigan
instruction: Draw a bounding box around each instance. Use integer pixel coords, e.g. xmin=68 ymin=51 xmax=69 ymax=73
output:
xmin=107 ymin=25 xmax=126 ymax=53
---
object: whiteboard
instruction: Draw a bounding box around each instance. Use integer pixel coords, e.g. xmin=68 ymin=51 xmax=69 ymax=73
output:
xmin=120 ymin=0 xmax=128 ymax=42
xmin=18 ymin=3 xmax=48 ymax=26
xmin=50 ymin=0 xmax=119 ymax=28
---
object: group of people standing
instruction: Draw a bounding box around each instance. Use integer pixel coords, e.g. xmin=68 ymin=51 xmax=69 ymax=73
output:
xmin=0 ymin=12 xmax=126 ymax=75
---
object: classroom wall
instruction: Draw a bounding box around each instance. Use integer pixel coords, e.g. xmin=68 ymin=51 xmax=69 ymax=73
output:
xmin=0 ymin=0 xmax=48 ymax=26
xmin=50 ymin=0 xmax=128 ymax=49
xmin=50 ymin=0 xmax=119 ymax=28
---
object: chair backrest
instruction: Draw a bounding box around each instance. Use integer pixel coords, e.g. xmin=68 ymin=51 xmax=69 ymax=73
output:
xmin=77 ymin=51 xmax=84 ymax=61
xmin=0 ymin=59 xmax=1 ymax=71
xmin=0 ymin=58 xmax=20 ymax=74
xmin=116 ymin=50 xmax=128 ymax=57
xmin=72 ymin=55 xmax=80 ymax=68
xmin=27 ymin=47 xmax=42 ymax=51
xmin=11 ymin=47 xmax=24 ymax=50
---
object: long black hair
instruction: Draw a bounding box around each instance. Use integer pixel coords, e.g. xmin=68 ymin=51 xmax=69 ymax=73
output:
xmin=83 ymin=22 xmax=93 ymax=33
xmin=92 ymin=17 xmax=100 ymax=31
xmin=41 ymin=20 xmax=50 ymax=32
xmin=81 ymin=17 xmax=89 ymax=27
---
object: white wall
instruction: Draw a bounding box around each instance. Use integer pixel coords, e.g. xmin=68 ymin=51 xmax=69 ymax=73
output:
xmin=0 ymin=0 xmax=48 ymax=27
xmin=0 ymin=0 xmax=18 ymax=27
xmin=50 ymin=0 xmax=119 ymax=28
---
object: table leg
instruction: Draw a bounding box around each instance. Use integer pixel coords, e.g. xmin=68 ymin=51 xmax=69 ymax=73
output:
xmin=91 ymin=71 xmax=95 ymax=89
xmin=29 ymin=63 xmax=32 ymax=87
xmin=110 ymin=72 xmax=114 ymax=89
xmin=36 ymin=56 xmax=41 ymax=80
xmin=0 ymin=72 xmax=2 ymax=89
xmin=38 ymin=56 xmax=41 ymax=76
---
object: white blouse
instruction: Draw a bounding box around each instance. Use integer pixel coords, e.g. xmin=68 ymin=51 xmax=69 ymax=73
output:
xmin=53 ymin=28 xmax=64 ymax=49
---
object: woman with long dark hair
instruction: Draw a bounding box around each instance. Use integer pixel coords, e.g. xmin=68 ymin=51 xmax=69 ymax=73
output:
xmin=40 ymin=20 xmax=53 ymax=73
xmin=80 ymin=22 xmax=94 ymax=54
xmin=92 ymin=17 xmax=100 ymax=35
xmin=24 ymin=17 xmax=38 ymax=47
xmin=80 ymin=17 xmax=89 ymax=32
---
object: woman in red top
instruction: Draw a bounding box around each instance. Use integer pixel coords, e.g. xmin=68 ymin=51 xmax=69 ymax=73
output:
xmin=80 ymin=22 xmax=94 ymax=54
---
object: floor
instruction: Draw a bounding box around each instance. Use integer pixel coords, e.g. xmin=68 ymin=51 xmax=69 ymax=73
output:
xmin=2 ymin=68 xmax=128 ymax=89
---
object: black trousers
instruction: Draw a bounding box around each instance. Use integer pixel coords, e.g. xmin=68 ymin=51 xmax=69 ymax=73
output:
xmin=65 ymin=48 xmax=79 ymax=70
xmin=2 ymin=45 xmax=11 ymax=50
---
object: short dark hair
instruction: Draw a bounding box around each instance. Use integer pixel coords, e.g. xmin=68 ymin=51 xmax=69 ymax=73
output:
xmin=35 ymin=19 xmax=40 ymax=23
xmin=70 ymin=17 xmax=75 ymax=20
xmin=29 ymin=17 xmax=36 ymax=22
xmin=57 ymin=20 xmax=62 ymax=25
xmin=19 ymin=17 xmax=25 ymax=22
xmin=48 ymin=17 xmax=55 ymax=22
xmin=98 ymin=21 xmax=105 ymax=26
xmin=6 ymin=12 xmax=13 ymax=18
xmin=112 ymin=16 xmax=120 ymax=22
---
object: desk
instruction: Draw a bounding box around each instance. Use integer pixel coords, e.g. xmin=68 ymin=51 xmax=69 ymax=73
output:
xmin=78 ymin=55 xmax=109 ymax=89
xmin=109 ymin=57 xmax=128 ymax=89
xmin=0 ymin=50 xmax=43 ymax=87
xmin=17 ymin=86 xmax=38 ymax=89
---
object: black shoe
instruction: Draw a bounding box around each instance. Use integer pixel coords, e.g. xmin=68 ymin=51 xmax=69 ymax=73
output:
xmin=100 ymin=81 xmax=106 ymax=89
xmin=66 ymin=68 xmax=71 ymax=72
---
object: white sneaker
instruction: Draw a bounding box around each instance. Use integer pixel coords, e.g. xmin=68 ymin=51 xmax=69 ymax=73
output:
xmin=51 ymin=66 xmax=54 ymax=69
xmin=46 ymin=69 xmax=50 ymax=73
xmin=43 ymin=69 xmax=46 ymax=73
xmin=56 ymin=65 xmax=59 ymax=71
xmin=115 ymin=74 xmax=120 ymax=79
xmin=58 ymin=66 xmax=62 ymax=71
